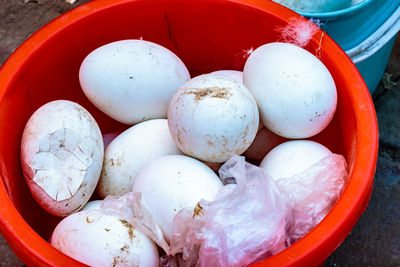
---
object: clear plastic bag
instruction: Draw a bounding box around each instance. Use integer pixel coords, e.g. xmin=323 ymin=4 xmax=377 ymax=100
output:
xmin=100 ymin=191 xmax=170 ymax=253
xmin=168 ymin=155 xmax=287 ymax=267
xmin=277 ymin=154 xmax=349 ymax=245
xmin=101 ymin=153 xmax=348 ymax=267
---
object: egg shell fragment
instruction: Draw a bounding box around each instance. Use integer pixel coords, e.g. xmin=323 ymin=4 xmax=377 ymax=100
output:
xmin=243 ymin=42 xmax=337 ymax=139
xmin=133 ymin=155 xmax=223 ymax=242
xmin=97 ymin=119 xmax=183 ymax=198
xmin=79 ymin=39 xmax=191 ymax=125
xmin=168 ymin=74 xmax=259 ymax=163
xmin=51 ymin=209 xmax=159 ymax=267
xmin=260 ymin=140 xmax=332 ymax=181
xmin=20 ymin=100 xmax=104 ymax=217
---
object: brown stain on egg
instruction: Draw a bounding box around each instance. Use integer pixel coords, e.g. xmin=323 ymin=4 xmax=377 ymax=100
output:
xmin=120 ymin=244 xmax=129 ymax=252
xmin=185 ymin=87 xmax=232 ymax=102
xmin=193 ymin=202 xmax=204 ymax=218
xmin=177 ymin=129 xmax=183 ymax=145
xmin=242 ymin=124 xmax=250 ymax=144
xmin=107 ymin=158 xmax=122 ymax=168
xmin=119 ymin=219 xmax=136 ymax=241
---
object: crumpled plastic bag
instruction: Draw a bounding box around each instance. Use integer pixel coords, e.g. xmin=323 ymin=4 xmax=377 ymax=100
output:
xmin=100 ymin=191 xmax=170 ymax=253
xmin=168 ymin=155 xmax=287 ymax=267
xmin=276 ymin=153 xmax=348 ymax=245
xmin=100 ymin=153 xmax=348 ymax=267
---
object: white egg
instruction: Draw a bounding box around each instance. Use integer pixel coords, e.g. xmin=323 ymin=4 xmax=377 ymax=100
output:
xmin=81 ymin=200 xmax=102 ymax=211
xmin=168 ymin=74 xmax=259 ymax=163
xmin=273 ymin=0 xmax=352 ymax=12
xmin=259 ymin=140 xmax=347 ymax=246
xmin=51 ymin=209 xmax=159 ymax=267
xmin=97 ymin=119 xmax=183 ymax=198
xmin=79 ymin=39 xmax=190 ymax=125
xmin=20 ymin=100 xmax=103 ymax=217
xmin=210 ymin=70 xmax=243 ymax=83
xmin=132 ymin=155 xmax=223 ymax=242
xmin=243 ymin=42 xmax=337 ymax=139
xmin=260 ymin=140 xmax=332 ymax=181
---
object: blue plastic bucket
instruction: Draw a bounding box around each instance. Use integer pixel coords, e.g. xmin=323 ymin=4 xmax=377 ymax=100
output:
xmin=298 ymin=0 xmax=399 ymax=50
xmin=347 ymin=6 xmax=400 ymax=93
xmin=296 ymin=0 xmax=400 ymax=93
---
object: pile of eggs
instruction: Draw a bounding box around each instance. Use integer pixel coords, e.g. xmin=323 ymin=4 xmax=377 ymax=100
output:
xmin=20 ymin=38 xmax=340 ymax=266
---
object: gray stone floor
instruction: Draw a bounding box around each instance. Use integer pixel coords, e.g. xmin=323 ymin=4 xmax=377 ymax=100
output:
xmin=0 ymin=1 xmax=399 ymax=266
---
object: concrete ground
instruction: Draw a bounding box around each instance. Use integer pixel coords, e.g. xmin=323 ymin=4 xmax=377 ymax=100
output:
xmin=0 ymin=1 xmax=399 ymax=266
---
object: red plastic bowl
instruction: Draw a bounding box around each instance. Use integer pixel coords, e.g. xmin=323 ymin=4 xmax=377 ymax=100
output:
xmin=0 ymin=0 xmax=378 ymax=266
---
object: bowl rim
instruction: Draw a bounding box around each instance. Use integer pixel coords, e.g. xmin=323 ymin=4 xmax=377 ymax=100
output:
xmin=295 ymin=0 xmax=374 ymax=19
xmin=0 ymin=0 xmax=378 ymax=266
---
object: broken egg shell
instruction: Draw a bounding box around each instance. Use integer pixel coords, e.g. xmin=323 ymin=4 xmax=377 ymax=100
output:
xmin=168 ymin=74 xmax=259 ymax=163
xmin=79 ymin=39 xmax=190 ymax=125
xmin=260 ymin=140 xmax=332 ymax=181
xmin=97 ymin=119 xmax=183 ymax=198
xmin=243 ymin=42 xmax=337 ymax=139
xmin=132 ymin=155 xmax=223 ymax=243
xmin=20 ymin=100 xmax=104 ymax=217
xmin=51 ymin=209 xmax=159 ymax=267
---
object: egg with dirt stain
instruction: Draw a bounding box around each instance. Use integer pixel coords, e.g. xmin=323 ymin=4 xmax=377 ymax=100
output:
xmin=243 ymin=42 xmax=337 ymax=139
xmin=168 ymin=74 xmax=259 ymax=163
xmin=20 ymin=100 xmax=104 ymax=217
xmin=97 ymin=119 xmax=183 ymax=198
xmin=132 ymin=155 xmax=223 ymax=242
xmin=79 ymin=39 xmax=190 ymax=125
xmin=51 ymin=209 xmax=159 ymax=267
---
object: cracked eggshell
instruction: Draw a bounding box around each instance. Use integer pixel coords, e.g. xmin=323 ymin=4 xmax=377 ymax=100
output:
xmin=243 ymin=42 xmax=337 ymax=139
xmin=79 ymin=39 xmax=190 ymax=125
xmin=51 ymin=209 xmax=159 ymax=267
xmin=168 ymin=74 xmax=259 ymax=163
xmin=132 ymin=155 xmax=223 ymax=242
xmin=260 ymin=140 xmax=332 ymax=182
xmin=210 ymin=70 xmax=243 ymax=83
xmin=20 ymin=100 xmax=104 ymax=217
xmin=97 ymin=119 xmax=183 ymax=198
